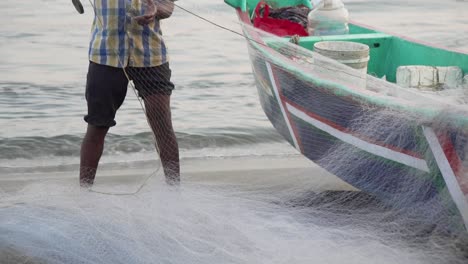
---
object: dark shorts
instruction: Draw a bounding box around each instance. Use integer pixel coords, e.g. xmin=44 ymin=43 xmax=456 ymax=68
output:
xmin=84 ymin=61 xmax=175 ymax=127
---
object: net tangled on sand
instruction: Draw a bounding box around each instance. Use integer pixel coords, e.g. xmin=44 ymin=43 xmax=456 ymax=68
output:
xmin=1 ymin=174 xmax=468 ymax=264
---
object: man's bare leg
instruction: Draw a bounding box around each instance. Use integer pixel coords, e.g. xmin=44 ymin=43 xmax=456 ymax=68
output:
xmin=144 ymin=94 xmax=180 ymax=184
xmin=80 ymin=125 xmax=109 ymax=187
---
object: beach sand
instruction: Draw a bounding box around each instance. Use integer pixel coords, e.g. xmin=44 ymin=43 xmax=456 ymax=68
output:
xmin=0 ymin=155 xmax=355 ymax=195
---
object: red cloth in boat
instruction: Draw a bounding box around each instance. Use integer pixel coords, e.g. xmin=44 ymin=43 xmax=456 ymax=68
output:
xmin=253 ymin=2 xmax=308 ymax=37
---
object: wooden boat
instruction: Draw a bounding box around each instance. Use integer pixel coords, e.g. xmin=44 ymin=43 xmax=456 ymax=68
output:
xmin=225 ymin=0 xmax=468 ymax=232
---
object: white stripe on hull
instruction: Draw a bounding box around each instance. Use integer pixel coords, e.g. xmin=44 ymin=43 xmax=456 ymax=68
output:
xmin=265 ymin=62 xmax=300 ymax=150
xmin=286 ymin=103 xmax=430 ymax=172
xmin=423 ymin=126 xmax=468 ymax=230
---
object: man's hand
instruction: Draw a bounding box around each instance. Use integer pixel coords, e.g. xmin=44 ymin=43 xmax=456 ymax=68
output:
xmin=134 ymin=0 xmax=157 ymax=26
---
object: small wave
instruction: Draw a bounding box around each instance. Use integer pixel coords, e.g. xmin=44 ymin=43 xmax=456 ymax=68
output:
xmin=0 ymin=128 xmax=284 ymax=160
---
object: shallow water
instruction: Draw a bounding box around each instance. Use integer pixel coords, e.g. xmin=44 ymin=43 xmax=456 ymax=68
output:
xmin=1 ymin=0 xmax=468 ymax=263
xmin=0 ymin=0 xmax=467 ymax=165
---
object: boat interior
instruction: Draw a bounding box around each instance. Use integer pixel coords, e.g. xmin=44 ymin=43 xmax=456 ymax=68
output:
xmin=227 ymin=0 xmax=468 ymax=85
xmin=294 ymin=25 xmax=468 ymax=84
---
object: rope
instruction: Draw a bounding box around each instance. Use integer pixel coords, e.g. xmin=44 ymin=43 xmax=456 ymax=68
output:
xmin=173 ymin=4 xmax=246 ymax=40
xmin=88 ymin=167 xmax=162 ymax=196
xmin=172 ymin=3 xmax=366 ymax=79
xmin=173 ymin=3 xmax=270 ymax=48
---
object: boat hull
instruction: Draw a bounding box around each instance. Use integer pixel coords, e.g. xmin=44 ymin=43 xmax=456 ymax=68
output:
xmin=233 ymin=7 xmax=468 ymax=231
xmin=250 ymin=46 xmax=467 ymax=231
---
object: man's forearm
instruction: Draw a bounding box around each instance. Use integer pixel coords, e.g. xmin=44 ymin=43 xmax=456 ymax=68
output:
xmin=156 ymin=0 xmax=175 ymax=20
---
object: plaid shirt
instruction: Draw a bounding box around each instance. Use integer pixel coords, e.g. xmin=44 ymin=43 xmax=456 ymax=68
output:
xmin=89 ymin=0 xmax=169 ymax=68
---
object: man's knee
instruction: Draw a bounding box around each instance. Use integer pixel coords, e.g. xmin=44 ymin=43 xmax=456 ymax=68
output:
xmin=84 ymin=125 xmax=109 ymax=143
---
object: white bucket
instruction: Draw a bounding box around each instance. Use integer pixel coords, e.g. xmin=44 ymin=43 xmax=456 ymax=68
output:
xmin=313 ymin=41 xmax=370 ymax=74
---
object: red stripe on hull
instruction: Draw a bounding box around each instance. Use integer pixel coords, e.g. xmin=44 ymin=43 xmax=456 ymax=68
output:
xmin=437 ymin=132 xmax=468 ymax=195
xmin=284 ymin=99 xmax=424 ymax=160
xmin=268 ymin=64 xmax=303 ymax=152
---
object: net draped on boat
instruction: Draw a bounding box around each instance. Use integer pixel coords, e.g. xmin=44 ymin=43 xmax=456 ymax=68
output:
xmin=238 ymin=20 xmax=468 ymax=236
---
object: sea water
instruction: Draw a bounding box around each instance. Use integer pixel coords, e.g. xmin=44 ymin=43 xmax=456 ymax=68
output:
xmin=1 ymin=0 xmax=468 ymax=263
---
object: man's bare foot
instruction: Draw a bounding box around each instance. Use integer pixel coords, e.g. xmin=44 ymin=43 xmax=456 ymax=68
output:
xmin=165 ymin=175 xmax=180 ymax=186
xmin=80 ymin=179 xmax=93 ymax=189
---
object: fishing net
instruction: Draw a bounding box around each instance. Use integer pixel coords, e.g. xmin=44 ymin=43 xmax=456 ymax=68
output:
xmin=2 ymin=0 xmax=468 ymax=263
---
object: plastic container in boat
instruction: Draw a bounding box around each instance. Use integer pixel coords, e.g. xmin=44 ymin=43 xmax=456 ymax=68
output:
xmin=396 ymin=66 xmax=464 ymax=90
xmin=307 ymin=0 xmax=349 ymax=36
xmin=314 ymin=41 xmax=369 ymax=89
xmin=313 ymin=41 xmax=370 ymax=74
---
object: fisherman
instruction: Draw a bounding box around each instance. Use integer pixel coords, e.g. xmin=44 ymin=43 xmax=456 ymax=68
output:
xmin=79 ymin=0 xmax=180 ymax=187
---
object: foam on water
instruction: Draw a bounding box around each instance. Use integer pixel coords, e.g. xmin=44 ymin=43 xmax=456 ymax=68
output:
xmin=1 ymin=170 xmax=467 ymax=264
